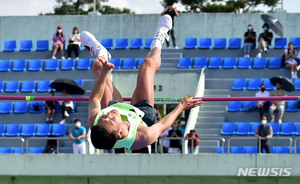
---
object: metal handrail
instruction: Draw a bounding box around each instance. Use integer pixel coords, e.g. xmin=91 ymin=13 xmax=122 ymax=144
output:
xmin=294 ymin=137 xmax=300 ymax=154
xmin=26 ymin=137 xmax=89 ymax=154
xmin=0 ymin=137 xmax=25 ymax=153
xmin=159 ymin=137 xmax=225 ymax=154
xmin=228 ymin=137 xmax=293 ymax=154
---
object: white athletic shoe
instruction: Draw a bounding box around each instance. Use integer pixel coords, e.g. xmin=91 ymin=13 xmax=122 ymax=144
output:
xmin=80 ymin=31 xmax=111 ymax=61
xmin=297 ymin=65 xmax=300 ymax=71
xmin=150 ymin=14 xmax=172 ymax=50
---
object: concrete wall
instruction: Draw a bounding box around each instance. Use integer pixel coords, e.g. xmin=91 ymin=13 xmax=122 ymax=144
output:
xmin=0 ymin=11 xmax=299 ymax=49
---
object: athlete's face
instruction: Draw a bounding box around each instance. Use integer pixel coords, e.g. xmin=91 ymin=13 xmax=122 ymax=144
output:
xmin=99 ymin=110 xmax=123 ymax=132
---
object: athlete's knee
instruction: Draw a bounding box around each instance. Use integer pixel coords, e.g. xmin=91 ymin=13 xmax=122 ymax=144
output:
xmin=142 ymin=58 xmax=161 ymax=70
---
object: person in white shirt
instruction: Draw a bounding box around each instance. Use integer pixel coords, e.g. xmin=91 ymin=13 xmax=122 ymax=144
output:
xmin=158 ymin=127 xmax=172 ymax=153
xmin=67 ymin=27 xmax=81 ymax=60
xmin=255 ymin=84 xmax=270 ymax=120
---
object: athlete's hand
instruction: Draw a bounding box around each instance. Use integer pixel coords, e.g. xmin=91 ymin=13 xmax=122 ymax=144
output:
xmin=179 ymin=94 xmax=203 ymax=110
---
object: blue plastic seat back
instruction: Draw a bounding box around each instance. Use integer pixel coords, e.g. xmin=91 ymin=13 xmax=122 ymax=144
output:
xmin=214 ymin=38 xmax=226 ymax=49
xmin=199 ymin=38 xmax=212 ymax=49
xmin=294 ymin=78 xmax=300 ymax=90
xmin=0 ymin=102 xmax=13 ymax=113
xmin=232 ymin=78 xmax=247 ymax=90
xmin=122 ymin=58 xmax=136 ymax=69
xmin=193 ymin=57 xmax=207 ymax=68
xmin=245 ymin=146 xmax=258 ymax=154
xmin=74 ymin=79 xmax=83 ymax=87
xmin=268 ymin=57 xmax=282 ymax=69
xmin=144 ymin=38 xmax=152 ymax=49
xmin=223 ymin=57 xmax=237 ymax=69
xmin=280 ymin=123 xmax=295 ymax=135
xmin=36 ymin=124 xmax=51 ymax=136
xmin=236 ymin=122 xmax=251 ymax=135
xmin=253 ymin=57 xmax=267 ymax=69
xmin=5 ymin=124 xmax=20 ymax=136
xmin=4 ymin=40 xmax=17 ymax=51
xmin=5 ymin=81 xmax=20 ymax=92
xmin=290 ymin=37 xmax=300 ymax=48
xmin=274 ymin=38 xmax=287 ymax=49
xmin=178 ymin=57 xmax=192 ymax=68
xmin=228 ymin=38 xmax=241 ymax=49
xmin=20 ymin=40 xmax=33 ymax=51
xmin=0 ymin=147 xmax=13 ymax=154
xmin=251 ymin=123 xmax=261 ymax=135
xmin=228 ymin=101 xmax=242 ymax=111
xmin=77 ymin=58 xmax=91 ymax=70
xmin=110 ymin=58 xmax=121 ymax=69
xmin=231 ymin=146 xmax=245 ymax=154
xmin=269 ymin=123 xmax=280 ymax=135
xmin=13 ymin=102 xmax=28 ymax=114
xmin=286 ymin=101 xmax=299 ymax=112
xmin=115 ymin=38 xmax=128 ymax=49
xmin=242 ymin=101 xmax=257 ymax=111
xmin=238 ymin=57 xmax=252 ymax=69
xmin=101 ymin=38 xmax=114 ymax=49
xmin=52 ymin=124 xmax=67 ymax=136
xmin=137 ymin=58 xmax=144 ymax=69
xmin=36 ymin=40 xmax=49 ymax=51
xmin=36 ymin=80 xmax=51 ymax=92
xmin=216 ymin=146 xmax=228 ymax=154
xmin=61 ymin=59 xmax=75 ymax=70
xmin=21 ymin=124 xmax=36 ymax=136
xmin=263 ymin=78 xmax=276 ymax=90
xmin=295 ymin=123 xmax=300 ymax=135
xmin=0 ymin=60 xmax=11 ymax=71
xmin=0 ymin=81 xmax=3 ymax=92
xmin=184 ymin=37 xmax=198 ymax=49
xmin=28 ymin=147 xmax=44 ymax=154
xmin=208 ymin=57 xmax=222 ymax=69
xmin=130 ymin=38 xmax=143 ymax=49
xmin=13 ymin=147 xmax=27 ymax=154
xmin=45 ymin=59 xmax=59 ymax=71
xmin=21 ymin=81 xmax=35 ymax=92
xmin=247 ymin=78 xmax=262 ymax=90
xmin=12 ymin=59 xmax=26 ymax=71
xmin=221 ymin=123 xmax=236 ymax=135
xmin=0 ymin=124 xmax=5 ymax=136
xmin=274 ymin=146 xmax=290 ymax=154
xmin=28 ymin=60 xmax=42 ymax=71
xmin=29 ymin=102 xmax=44 ymax=113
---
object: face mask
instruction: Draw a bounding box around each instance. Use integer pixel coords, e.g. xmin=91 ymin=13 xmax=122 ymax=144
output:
xmin=57 ymin=29 xmax=62 ymax=33
xmin=248 ymin=26 xmax=252 ymax=30
xmin=75 ymin=122 xmax=81 ymax=128
xmin=261 ymin=120 xmax=267 ymax=125
xmin=261 ymin=87 xmax=266 ymax=92
xmin=264 ymin=27 xmax=268 ymax=31
xmin=180 ymin=121 xmax=186 ymax=126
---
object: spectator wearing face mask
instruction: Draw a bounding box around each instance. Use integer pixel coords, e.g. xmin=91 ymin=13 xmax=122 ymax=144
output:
xmin=256 ymin=23 xmax=273 ymax=58
xmin=255 ymin=84 xmax=270 ymax=120
xmin=243 ymin=24 xmax=256 ymax=58
xmin=52 ymin=25 xmax=66 ymax=60
xmin=178 ymin=117 xmax=187 ymax=135
xmin=69 ymin=119 xmax=86 ymax=154
xmin=255 ymin=116 xmax=273 ymax=153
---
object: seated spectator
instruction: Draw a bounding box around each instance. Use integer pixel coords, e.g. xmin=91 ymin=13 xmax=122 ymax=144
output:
xmin=284 ymin=42 xmax=300 ymax=78
xmin=269 ymin=82 xmax=287 ymax=124
xmin=67 ymin=27 xmax=81 ymax=60
xmin=256 ymin=23 xmax=273 ymax=58
xmin=69 ymin=119 xmax=86 ymax=154
xmin=243 ymin=24 xmax=256 ymax=58
xmin=186 ymin=130 xmax=200 ymax=154
xmin=168 ymin=121 xmax=182 ymax=153
xmin=59 ymin=89 xmax=74 ymax=124
xmin=45 ymin=91 xmax=57 ymax=124
xmin=255 ymin=115 xmax=273 ymax=154
xmin=52 ymin=25 xmax=65 ymax=59
xmin=159 ymin=127 xmax=172 ymax=153
xmin=255 ymin=84 xmax=270 ymax=120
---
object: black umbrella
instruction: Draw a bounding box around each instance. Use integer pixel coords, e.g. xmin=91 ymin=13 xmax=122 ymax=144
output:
xmin=261 ymin=14 xmax=283 ymax=37
xmin=270 ymin=76 xmax=295 ymax=92
xmin=50 ymin=79 xmax=85 ymax=95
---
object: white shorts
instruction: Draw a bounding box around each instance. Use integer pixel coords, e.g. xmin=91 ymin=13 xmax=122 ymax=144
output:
xmin=286 ymin=59 xmax=297 ymax=65
xmin=168 ymin=147 xmax=181 ymax=153
xmin=73 ymin=142 xmax=86 ymax=154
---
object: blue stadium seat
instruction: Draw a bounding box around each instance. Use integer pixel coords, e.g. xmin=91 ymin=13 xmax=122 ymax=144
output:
xmin=208 ymin=57 xmax=222 ymax=69
xmin=228 ymin=38 xmax=241 ymax=49
xmin=21 ymin=81 xmax=35 ymax=92
xmin=274 ymin=38 xmax=287 ymax=49
xmin=238 ymin=57 xmax=252 ymax=69
xmin=232 ymin=78 xmax=247 ymax=90
xmin=36 ymin=80 xmax=51 ymax=92
xmin=193 ymin=57 xmax=207 ymax=68
xmin=280 ymin=123 xmax=295 ymax=135
xmin=110 ymin=58 xmax=121 ymax=69
xmin=294 ymin=78 xmax=300 ymax=90
xmin=221 ymin=123 xmax=236 ymax=135
xmin=20 ymin=40 xmax=33 ymax=51
xmin=61 ymin=59 xmax=75 ymax=70
xmin=101 ymin=38 xmax=114 ymax=49
xmin=245 ymin=146 xmax=258 ymax=154
xmin=178 ymin=57 xmax=192 ymax=68
xmin=5 ymin=124 xmax=20 ymax=136
xmin=0 ymin=147 xmax=13 ymax=154
xmin=74 ymin=79 xmax=83 ymax=87
xmin=12 ymin=59 xmax=26 ymax=71
xmin=228 ymin=101 xmax=242 ymax=111
xmin=242 ymin=101 xmax=257 ymax=111
xmin=115 ymin=38 xmax=128 ymax=49
xmin=223 ymin=57 xmax=237 ymax=69
xmin=199 ymin=38 xmax=212 ymax=49
xmin=290 ymin=37 xmax=300 ymax=48
xmin=45 ymin=59 xmax=59 ymax=71
xmin=0 ymin=81 xmax=3 ymax=92
xmin=36 ymin=40 xmax=49 ymax=51
xmin=295 ymin=123 xmax=300 ymax=136
xmin=29 ymin=102 xmax=44 ymax=113
xmin=5 ymin=81 xmax=20 ymax=92
xmin=247 ymin=78 xmax=262 ymax=90
xmin=269 ymin=123 xmax=280 ymax=135
xmin=13 ymin=102 xmax=28 ymax=114
xmin=0 ymin=102 xmax=13 ymax=113
xmin=236 ymin=122 xmax=251 ymax=135
xmin=137 ymin=58 xmax=144 ymax=69
xmin=144 ymin=38 xmax=152 ymax=49
xmin=184 ymin=37 xmax=198 ymax=49
xmin=77 ymin=58 xmax=91 ymax=70
xmin=292 ymin=147 xmax=300 ymax=154
xmin=13 ymin=147 xmax=27 ymax=154
xmin=230 ymin=146 xmax=245 ymax=154
xmin=253 ymin=57 xmax=267 ymax=69
xmin=213 ymin=38 xmax=226 ymax=49
xmin=216 ymin=146 xmax=228 ymax=154
xmin=274 ymin=146 xmax=290 ymax=154
xmin=52 ymin=124 xmax=66 ymax=136
xmin=36 ymin=124 xmax=51 ymax=136
xmin=130 ymin=38 xmax=143 ymax=49
xmin=28 ymin=147 xmax=44 ymax=154
xmin=263 ymin=78 xmax=276 ymax=90
xmin=268 ymin=57 xmax=282 ymax=69
xmin=0 ymin=124 xmax=5 ymax=136
xmin=28 ymin=59 xmax=42 ymax=71
xmin=251 ymin=122 xmax=261 ymax=135
xmin=122 ymin=58 xmax=136 ymax=69
xmin=21 ymin=124 xmax=36 ymax=137
xmin=0 ymin=60 xmax=11 ymax=71
xmin=286 ymin=101 xmax=299 ymax=112
xmin=4 ymin=40 xmax=17 ymax=51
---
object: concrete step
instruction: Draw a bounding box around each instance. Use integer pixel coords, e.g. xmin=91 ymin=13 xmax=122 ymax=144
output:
xmin=204 ymin=89 xmax=231 ymax=95
xmin=196 ymin=140 xmax=220 ymax=147
xmin=200 ymin=105 xmax=225 ymax=111
xmin=198 ymin=147 xmax=218 ymax=154
xmin=195 ymin=122 xmax=223 ymax=129
xmin=197 ymin=133 xmax=220 ymax=137
xmin=196 ymin=128 xmax=221 ymax=134
xmin=205 ymin=78 xmax=233 ymax=90
xmin=77 ymin=107 xmax=88 ymax=112
xmin=198 ymin=111 xmax=225 ymax=116
xmin=197 ymin=116 xmax=225 ymax=122
xmin=161 ymin=52 xmax=182 ymax=59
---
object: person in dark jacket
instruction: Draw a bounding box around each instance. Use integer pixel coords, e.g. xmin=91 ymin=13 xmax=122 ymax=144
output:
xmin=256 ymin=23 xmax=273 ymax=58
xmin=168 ymin=121 xmax=182 ymax=153
xmin=255 ymin=116 xmax=273 ymax=153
